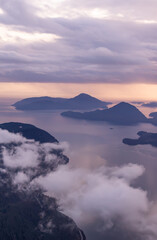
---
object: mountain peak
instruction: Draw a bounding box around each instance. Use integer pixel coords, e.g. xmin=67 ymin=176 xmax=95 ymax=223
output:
xmin=62 ymin=101 xmax=147 ymax=125
xmin=115 ymin=102 xmax=133 ymax=107
xmin=111 ymin=102 xmax=137 ymax=110
xmin=72 ymin=93 xmax=95 ymax=99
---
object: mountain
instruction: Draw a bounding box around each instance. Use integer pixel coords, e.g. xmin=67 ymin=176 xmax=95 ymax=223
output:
xmin=13 ymin=93 xmax=110 ymax=111
xmin=0 ymin=187 xmax=85 ymax=240
xmin=123 ymin=131 xmax=157 ymax=147
xmin=61 ymin=102 xmax=148 ymax=125
xmin=0 ymin=122 xmax=85 ymax=240
xmin=0 ymin=122 xmax=58 ymax=143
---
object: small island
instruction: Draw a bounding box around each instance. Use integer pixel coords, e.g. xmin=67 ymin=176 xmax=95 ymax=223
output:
xmin=123 ymin=131 xmax=157 ymax=147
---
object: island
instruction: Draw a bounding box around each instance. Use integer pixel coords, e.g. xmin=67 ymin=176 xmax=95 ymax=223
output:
xmin=0 ymin=122 xmax=86 ymax=240
xmin=61 ymin=102 xmax=148 ymax=125
xmin=13 ymin=93 xmax=110 ymax=111
xmin=123 ymin=131 xmax=157 ymax=147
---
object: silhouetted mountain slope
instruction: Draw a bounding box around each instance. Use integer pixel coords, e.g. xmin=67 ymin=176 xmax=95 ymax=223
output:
xmin=13 ymin=93 xmax=110 ymax=111
xmin=62 ymin=102 xmax=148 ymax=125
xmin=0 ymin=123 xmax=85 ymax=240
xmin=0 ymin=122 xmax=58 ymax=143
xmin=0 ymin=188 xmax=84 ymax=240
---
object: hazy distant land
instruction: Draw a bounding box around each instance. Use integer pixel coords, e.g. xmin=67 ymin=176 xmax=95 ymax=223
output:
xmin=13 ymin=93 xmax=111 ymax=111
xmin=142 ymin=102 xmax=157 ymax=108
xmin=61 ymin=102 xmax=150 ymax=125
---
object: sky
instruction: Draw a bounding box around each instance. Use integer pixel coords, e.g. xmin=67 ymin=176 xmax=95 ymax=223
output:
xmin=0 ymin=0 xmax=157 ymax=100
xmin=1 ymin=82 xmax=157 ymax=102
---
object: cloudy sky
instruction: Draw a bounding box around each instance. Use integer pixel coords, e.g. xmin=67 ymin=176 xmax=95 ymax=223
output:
xmin=0 ymin=0 xmax=157 ymax=99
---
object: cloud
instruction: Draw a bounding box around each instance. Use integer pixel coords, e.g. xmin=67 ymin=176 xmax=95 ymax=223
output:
xmin=0 ymin=0 xmax=156 ymax=83
xmin=0 ymin=128 xmax=67 ymax=171
xmin=35 ymin=164 xmax=147 ymax=228
xmin=1 ymin=128 xmax=157 ymax=239
xmin=110 ymin=163 xmax=145 ymax=182
xmin=2 ymin=143 xmax=39 ymax=168
xmin=13 ymin=171 xmax=29 ymax=184
xmin=34 ymin=164 xmax=157 ymax=239
xmin=0 ymin=129 xmax=27 ymax=143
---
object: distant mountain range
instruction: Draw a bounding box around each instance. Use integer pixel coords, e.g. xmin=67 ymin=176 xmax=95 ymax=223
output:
xmin=0 ymin=122 xmax=85 ymax=240
xmin=142 ymin=102 xmax=157 ymax=108
xmin=123 ymin=131 xmax=157 ymax=147
xmin=13 ymin=93 xmax=110 ymax=111
xmin=131 ymin=101 xmax=144 ymax=105
xmin=61 ymin=102 xmax=148 ymax=125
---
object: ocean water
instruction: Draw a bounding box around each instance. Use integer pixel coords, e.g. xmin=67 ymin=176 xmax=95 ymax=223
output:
xmin=1 ymin=99 xmax=157 ymax=239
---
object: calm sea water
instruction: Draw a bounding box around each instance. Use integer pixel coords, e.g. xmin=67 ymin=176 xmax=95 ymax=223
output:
xmin=1 ymin=99 xmax=157 ymax=239
xmin=1 ymin=100 xmax=157 ymax=195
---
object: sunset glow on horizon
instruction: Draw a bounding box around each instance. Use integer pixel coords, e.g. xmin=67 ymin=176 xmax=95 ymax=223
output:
xmin=1 ymin=82 xmax=157 ymax=102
